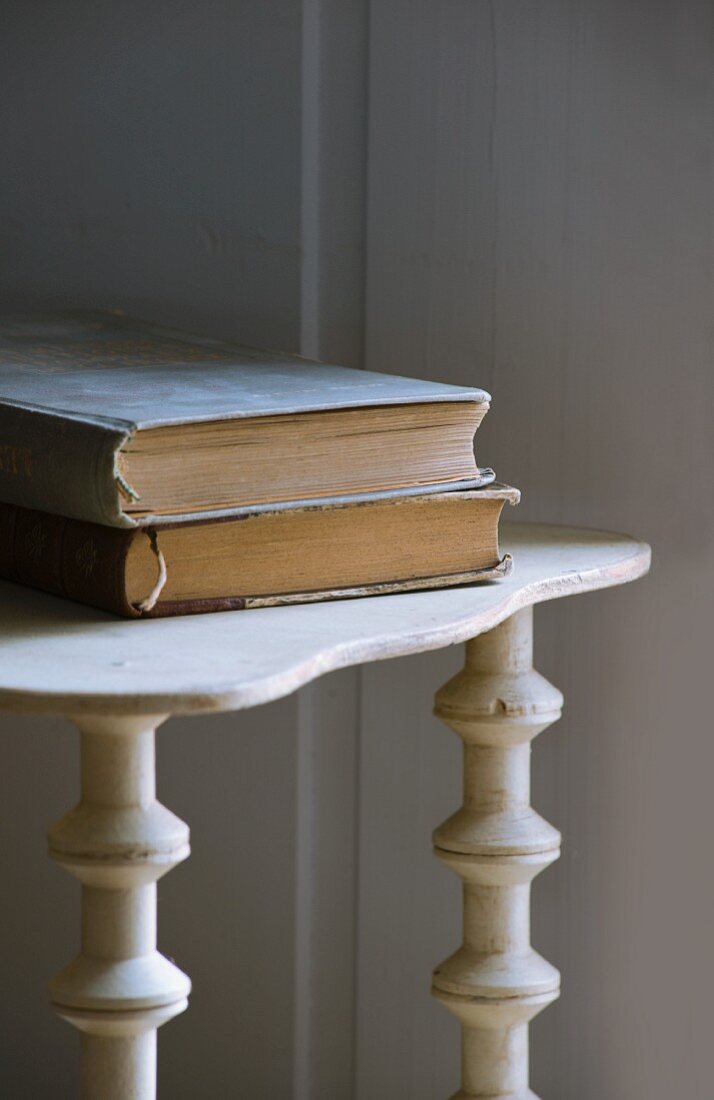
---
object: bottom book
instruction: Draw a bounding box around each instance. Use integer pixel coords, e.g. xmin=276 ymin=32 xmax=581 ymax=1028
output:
xmin=0 ymin=485 xmax=519 ymax=618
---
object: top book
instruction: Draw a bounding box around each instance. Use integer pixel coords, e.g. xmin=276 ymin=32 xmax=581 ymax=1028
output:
xmin=0 ymin=311 xmax=491 ymax=528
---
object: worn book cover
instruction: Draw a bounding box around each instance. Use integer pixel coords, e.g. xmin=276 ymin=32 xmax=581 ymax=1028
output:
xmin=0 ymin=311 xmax=492 ymax=528
xmin=0 ymin=486 xmax=519 ymax=618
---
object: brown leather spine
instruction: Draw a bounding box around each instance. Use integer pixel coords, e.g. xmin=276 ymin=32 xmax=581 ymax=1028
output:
xmin=0 ymin=501 xmax=18 ymax=580
xmin=143 ymin=596 xmax=248 ymax=617
xmin=0 ymin=502 xmax=139 ymax=616
xmin=0 ymin=496 xmax=515 ymax=619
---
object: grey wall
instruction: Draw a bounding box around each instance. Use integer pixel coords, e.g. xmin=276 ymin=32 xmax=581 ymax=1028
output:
xmin=1 ymin=3 xmax=712 ymax=1098
xmin=360 ymin=4 xmax=714 ymax=1097
xmin=0 ymin=3 xmax=367 ymax=1096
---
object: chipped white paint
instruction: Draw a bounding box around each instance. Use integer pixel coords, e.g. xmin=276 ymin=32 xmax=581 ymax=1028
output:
xmin=433 ymin=608 xmax=562 ymax=1099
xmin=48 ymin=715 xmax=190 ymax=1100
xmin=0 ymin=524 xmax=650 ymax=1097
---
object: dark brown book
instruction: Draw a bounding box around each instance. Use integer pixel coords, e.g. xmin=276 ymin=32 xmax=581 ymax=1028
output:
xmin=0 ymin=487 xmax=518 ymax=618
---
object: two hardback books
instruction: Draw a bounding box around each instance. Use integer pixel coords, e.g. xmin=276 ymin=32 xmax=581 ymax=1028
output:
xmin=0 ymin=311 xmax=518 ymax=617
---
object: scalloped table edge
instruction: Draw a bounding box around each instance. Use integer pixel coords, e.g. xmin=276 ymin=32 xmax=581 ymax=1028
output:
xmin=0 ymin=523 xmax=651 ymax=716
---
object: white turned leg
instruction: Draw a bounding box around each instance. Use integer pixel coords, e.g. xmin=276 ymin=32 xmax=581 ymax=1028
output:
xmin=433 ymin=608 xmax=562 ymax=1100
xmin=48 ymin=715 xmax=191 ymax=1100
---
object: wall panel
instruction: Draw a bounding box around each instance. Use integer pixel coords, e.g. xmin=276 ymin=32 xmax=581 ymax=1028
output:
xmin=0 ymin=2 xmax=366 ymax=1096
xmin=359 ymin=2 xmax=713 ymax=1096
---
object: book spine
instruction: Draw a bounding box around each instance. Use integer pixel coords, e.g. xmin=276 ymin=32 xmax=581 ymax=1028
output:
xmin=0 ymin=502 xmax=138 ymax=616
xmin=0 ymin=403 xmax=133 ymax=527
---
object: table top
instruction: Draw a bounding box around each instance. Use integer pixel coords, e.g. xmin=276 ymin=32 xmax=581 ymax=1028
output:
xmin=0 ymin=523 xmax=650 ymax=717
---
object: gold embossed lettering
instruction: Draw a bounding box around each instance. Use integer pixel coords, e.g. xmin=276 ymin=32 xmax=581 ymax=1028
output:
xmin=75 ymin=539 xmax=98 ymax=576
xmin=0 ymin=445 xmax=32 ymax=478
xmin=25 ymin=523 xmax=46 ymax=562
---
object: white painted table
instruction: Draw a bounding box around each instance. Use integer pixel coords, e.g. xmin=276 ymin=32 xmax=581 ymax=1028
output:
xmin=0 ymin=523 xmax=650 ymax=1099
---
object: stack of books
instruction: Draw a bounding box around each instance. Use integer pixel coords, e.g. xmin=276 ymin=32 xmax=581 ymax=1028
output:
xmin=0 ymin=312 xmax=518 ymax=617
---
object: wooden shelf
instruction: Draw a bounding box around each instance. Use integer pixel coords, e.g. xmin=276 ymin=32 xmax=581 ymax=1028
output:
xmin=0 ymin=522 xmax=649 ymax=716
xmin=0 ymin=522 xmax=650 ymax=1099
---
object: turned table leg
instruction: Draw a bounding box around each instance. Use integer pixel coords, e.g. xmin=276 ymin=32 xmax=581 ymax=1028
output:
xmin=47 ymin=714 xmax=191 ymax=1100
xmin=432 ymin=608 xmax=563 ymax=1100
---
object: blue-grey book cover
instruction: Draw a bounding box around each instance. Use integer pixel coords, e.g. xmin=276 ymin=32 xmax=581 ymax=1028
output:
xmin=0 ymin=311 xmax=492 ymax=527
